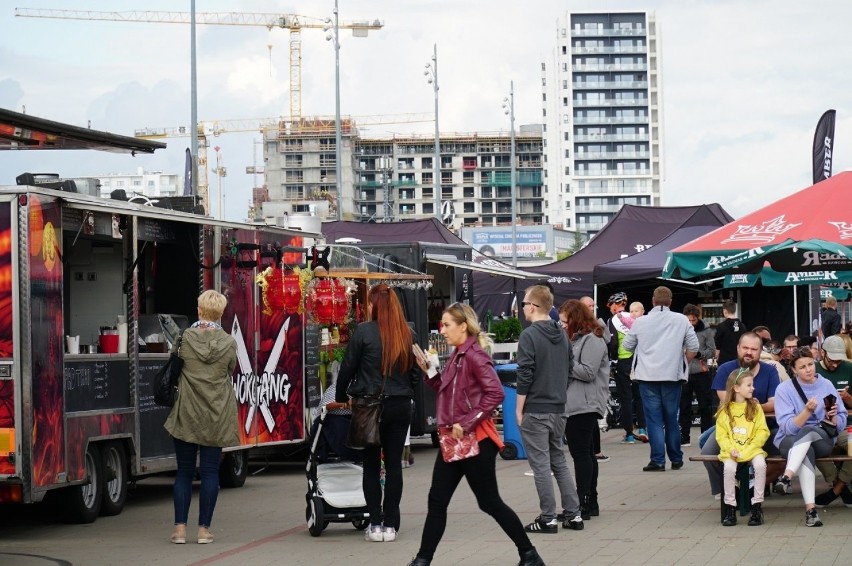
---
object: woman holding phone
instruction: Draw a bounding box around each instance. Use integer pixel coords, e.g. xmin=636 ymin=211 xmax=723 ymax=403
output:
xmin=772 ymin=348 xmax=848 ymax=527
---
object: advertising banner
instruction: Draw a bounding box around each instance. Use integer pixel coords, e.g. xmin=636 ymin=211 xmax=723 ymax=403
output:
xmin=469 ymin=228 xmax=547 ymax=258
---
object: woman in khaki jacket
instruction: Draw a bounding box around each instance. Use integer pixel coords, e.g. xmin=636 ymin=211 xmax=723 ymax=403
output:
xmin=164 ymin=290 xmax=238 ymax=544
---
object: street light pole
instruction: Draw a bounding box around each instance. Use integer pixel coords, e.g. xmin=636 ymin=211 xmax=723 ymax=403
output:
xmin=503 ymin=81 xmax=517 ymax=268
xmin=332 ymin=0 xmax=343 ymax=221
xmin=425 ymin=44 xmax=441 ymax=221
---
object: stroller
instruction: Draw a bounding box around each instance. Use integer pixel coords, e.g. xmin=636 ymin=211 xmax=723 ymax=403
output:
xmin=305 ymin=407 xmax=370 ymax=537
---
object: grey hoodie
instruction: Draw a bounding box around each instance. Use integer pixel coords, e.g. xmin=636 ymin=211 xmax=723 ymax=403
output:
xmin=516 ymin=319 xmax=574 ymax=414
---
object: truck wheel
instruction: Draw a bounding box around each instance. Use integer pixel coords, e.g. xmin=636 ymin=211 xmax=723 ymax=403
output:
xmin=219 ymin=450 xmax=248 ymax=488
xmin=99 ymin=442 xmax=128 ymax=516
xmin=60 ymin=443 xmax=103 ymax=523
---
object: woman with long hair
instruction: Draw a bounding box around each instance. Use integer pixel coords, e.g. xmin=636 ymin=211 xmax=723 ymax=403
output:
xmin=559 ymin=299 xmax=610 ymax=522
xmin=772 ymin=348 xmax=848 ymax=527
xmin=408 ymin=303 xmax=545 ymax=566
xmin=336 ymin=284 xmax=419 ymax=543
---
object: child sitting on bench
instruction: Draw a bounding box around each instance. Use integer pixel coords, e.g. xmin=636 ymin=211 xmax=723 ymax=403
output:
xmin=717 ymin=367 xmax=770 ymax=527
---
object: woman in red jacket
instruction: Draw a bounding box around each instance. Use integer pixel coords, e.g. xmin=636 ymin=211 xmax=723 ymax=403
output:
xmin=407 ymin=303 xmax=545 ymax=566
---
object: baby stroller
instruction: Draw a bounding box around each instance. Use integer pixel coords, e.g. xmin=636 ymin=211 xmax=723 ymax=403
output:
xmin=305 ymin=407 xmax=370 ymax=537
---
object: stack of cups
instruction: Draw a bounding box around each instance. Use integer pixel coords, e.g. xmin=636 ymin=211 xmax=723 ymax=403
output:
xmin=116 ymin=315 xmax=128 ymax=354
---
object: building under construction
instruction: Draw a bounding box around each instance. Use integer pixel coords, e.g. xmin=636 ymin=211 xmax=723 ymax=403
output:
xmin=259 ymin=119 xmax=545 ymax=230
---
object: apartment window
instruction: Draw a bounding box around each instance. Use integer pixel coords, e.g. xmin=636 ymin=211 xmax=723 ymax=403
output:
xmin=563 ymin=97 xmax=568 ymax=107
xmin=562 ymin=80 xmax=568 ymax=89
xmin=463 ymin=202 xmax=475 ymax=213
xmin=562 ymin=46 xmax=567 ymax=55
xmin=564 ymin=149 xmax=570 ymax=158
xmin=564 ymin=132 xmax=570 ymax=141
xmin=562 ymin=63 xmax=568 ymax=72
xmin=542 ymin=93 xmax=546 ymax=102
xmin=423 ymin=203 xmax=434 ymax=215
xmin=132 ymin=180 xmax=141 ymax=186
xmin=541 ymin=62 xmax=546 ymax=71
xmin=564 ymin=166 xmax=571 ymax=175
xmin=563 ymin=114 xmax=569 ymax=123
xmin=463 ymin=187 xmax=474 ymax=198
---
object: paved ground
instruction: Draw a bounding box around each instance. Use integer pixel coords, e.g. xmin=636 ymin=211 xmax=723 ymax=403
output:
xmin=3 ymin=428 xmax=852 ymax=565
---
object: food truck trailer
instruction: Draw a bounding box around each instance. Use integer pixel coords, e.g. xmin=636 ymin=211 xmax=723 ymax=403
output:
xmin=0 ymin=109 xmax=318 ymax=522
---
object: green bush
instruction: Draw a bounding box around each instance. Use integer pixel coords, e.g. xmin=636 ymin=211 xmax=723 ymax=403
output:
xmin=491 ymin=317 xmax=522 ymax=343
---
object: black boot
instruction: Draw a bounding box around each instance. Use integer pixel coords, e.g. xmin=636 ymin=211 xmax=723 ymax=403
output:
xmin=721 ymin=504 xmax=737 ymax=526
xmin=747 ymin=502 xmax=764 ymax=526
xmin=518 ymin=546 xmax=546 ymax=566
xmin=580 ymin=495 xmax=591 ymax=520
xmin=588 ymin=495 xmax=600 ymax=517
xmin=406 ymin=558 xmax=431 ymax=566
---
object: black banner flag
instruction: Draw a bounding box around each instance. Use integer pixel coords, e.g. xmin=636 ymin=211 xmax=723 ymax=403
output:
xmin=812 ymin=109 xmax=836 ymax=184
xmin=183 ymin=147 xmax=193 ymax=196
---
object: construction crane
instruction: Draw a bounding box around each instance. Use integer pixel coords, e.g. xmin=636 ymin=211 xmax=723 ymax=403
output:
xmin=134 ymin=113 xmax=435 ymax=215
xmin=14 ymin=8 xmax=384 ymax=120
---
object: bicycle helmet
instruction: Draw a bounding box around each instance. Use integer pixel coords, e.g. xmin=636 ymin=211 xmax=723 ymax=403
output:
xmin=607 ymin=292 xmax=627 ymax=306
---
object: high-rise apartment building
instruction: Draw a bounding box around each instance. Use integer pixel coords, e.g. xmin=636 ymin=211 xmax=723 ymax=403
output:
xmin=96 ymin=168 xmax=182 ymax=199
xmin=259 ymin=123 xmax=545 ymax=230
xmin=542 ymin=11 xmax=663 ymax=234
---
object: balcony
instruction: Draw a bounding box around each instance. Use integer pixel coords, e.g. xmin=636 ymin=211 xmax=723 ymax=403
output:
xmin=573 ymin=151 xmax=650 ymax=160
xmin=485 ymin=171 xmax=543 ymax=187
xmin=572 ymin=46 xmax=647 ymax=55
xmin=395 ymin=178 xmax=417 ymax=186
xmin=573 ymin=80 xmax=648 ymax=90
xmin=574 ymin=204 xmax=624 ymax=213
xmin=571 ymin=28 xmax=646 ymax=37
xmin=573 ymin=116 xmax=649 ymax=125
xmin=356 ymin=180 xmax=383 ymax=188
xmin=574 ymin=169 xmax=650 ymax=177
xmin=572 ymin=98 xmax=648 ymax=108
xmin=573 ymin=133 xmax=650 ymax=142
xmin=572 ymin=63 xmax=647 ymax=72
xmin=462 ymin=158 xmax=477 ymax=170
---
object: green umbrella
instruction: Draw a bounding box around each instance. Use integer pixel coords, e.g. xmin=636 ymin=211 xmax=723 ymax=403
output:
xmin=724 ymin=266 xmax=852 ymax=288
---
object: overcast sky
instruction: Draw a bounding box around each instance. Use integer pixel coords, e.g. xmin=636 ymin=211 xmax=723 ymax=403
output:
xmin=1 ymin=0 xmax=851 ymax=222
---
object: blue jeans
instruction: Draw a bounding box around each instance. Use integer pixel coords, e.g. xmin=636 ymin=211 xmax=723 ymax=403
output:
xmin=173 ymin=437 xmax=222 ymax=527
xmin=638 ymin=381 xmax=683 ymax=466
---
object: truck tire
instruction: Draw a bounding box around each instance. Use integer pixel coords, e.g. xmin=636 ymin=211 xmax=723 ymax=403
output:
xmin=60 ymin=443 xmax=103 ymax=523
xmin=219 ymin=450 xmax=248 ymax=488
xmin=99 ymin=442 xmax=128 ymax=516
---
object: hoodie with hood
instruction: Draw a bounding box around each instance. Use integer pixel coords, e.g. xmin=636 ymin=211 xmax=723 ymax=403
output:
xmin=165 ymin=326 xmax=239 ymax=447
xmin=516 ymin=319 xmax=574 ymax=414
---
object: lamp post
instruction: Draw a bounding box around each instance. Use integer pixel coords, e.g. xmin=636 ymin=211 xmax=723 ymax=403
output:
xmin=502 ymin=81 xmax=517 ymax=268
xmin=325 ymin=1 xmax=343 ymax=221
xmin=424 ymin=44 xmax=441 ymax=221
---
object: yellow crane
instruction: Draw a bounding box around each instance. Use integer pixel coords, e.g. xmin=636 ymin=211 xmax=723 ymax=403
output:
xmin=13 ymin=7 xmax=384 ymax=120
xmin=135 ymin=113 xmax=435 ymax=216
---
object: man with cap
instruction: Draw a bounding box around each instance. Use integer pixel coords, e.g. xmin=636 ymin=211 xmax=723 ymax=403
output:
xmin=814 ymin=335 xmax=852 ymax=506
xmin=606 ymin=292 xmax=647 ymax=444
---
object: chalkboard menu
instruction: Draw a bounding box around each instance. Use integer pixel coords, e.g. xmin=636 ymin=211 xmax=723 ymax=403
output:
xmin=305 ymin=323 xmax=320 ymax=365
xmin=64 ymin=359 xmax=131 ymax=412
xmin=137 ymin=218 xmax=178 ymax=243
xmin=305 ymin=364 xmax=321 ymax=409
xmin=137 ymin=358 xmax=175 ymax=458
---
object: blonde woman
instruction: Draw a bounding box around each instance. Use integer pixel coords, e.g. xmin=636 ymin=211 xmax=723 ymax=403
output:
xmin=164 ymin=290 xmax=238 ymax=544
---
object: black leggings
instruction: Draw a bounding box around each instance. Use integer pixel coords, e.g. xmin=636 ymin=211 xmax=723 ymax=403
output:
xmin=565 ymin=412 xmax=599 ymax=499
xmin=362 ymin=396 xmax=412 ymax=529
xmin=416 ymin=439 xmax=532 ymax=561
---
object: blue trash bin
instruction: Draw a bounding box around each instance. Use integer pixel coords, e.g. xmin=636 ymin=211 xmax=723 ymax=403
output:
xmin=500 ymin=383 xmax=527 ymax=460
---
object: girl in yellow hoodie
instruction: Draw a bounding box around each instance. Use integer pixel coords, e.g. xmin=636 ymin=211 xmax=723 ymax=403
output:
xmin=716 ymin=367 xmax=770 ymax=527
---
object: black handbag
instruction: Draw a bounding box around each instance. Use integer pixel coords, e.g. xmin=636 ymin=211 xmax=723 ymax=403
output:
xmin=345 ymin=394 xmax=383 ymax=449
xmin=153 ymin=334 xmax=184 ymax=407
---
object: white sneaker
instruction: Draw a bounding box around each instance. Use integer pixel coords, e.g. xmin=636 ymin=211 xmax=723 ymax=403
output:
xmin=382 ymin=526 xmax=397 ymax=542
xmin=364 ymin=525 xmax=384 ymax=542
xmin=714 ymin=493 xmax=721 ymax=501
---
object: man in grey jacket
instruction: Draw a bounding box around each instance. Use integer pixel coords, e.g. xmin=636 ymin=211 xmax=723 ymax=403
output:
xmin=516 ymin=285 xmax=582 ymax=533
xmin=623 ymin=286 xmax=699 ymax=472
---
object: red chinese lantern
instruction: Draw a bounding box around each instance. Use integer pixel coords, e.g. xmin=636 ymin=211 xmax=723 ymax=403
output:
xmin=310 ymin=279 xmax=335 ymax=324
xmin=282 ymin=270 xmax=302 ymax=314
xmin=265 ymin=267 xmax=287 ymax=311
xmin=332 ymin=282 xmax=349 ymax=325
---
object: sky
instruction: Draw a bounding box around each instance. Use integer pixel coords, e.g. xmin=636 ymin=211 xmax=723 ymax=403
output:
xmin=1 ymin=0 xmax=851 ymax=222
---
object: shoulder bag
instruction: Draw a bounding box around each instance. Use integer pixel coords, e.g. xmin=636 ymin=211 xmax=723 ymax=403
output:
xmin=153 ymin=333 xmax=184 ymax=407
xmin=345 ymin=377 xmax=385 ymax=449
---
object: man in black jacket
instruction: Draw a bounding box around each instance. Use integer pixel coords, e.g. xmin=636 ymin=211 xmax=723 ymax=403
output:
xmin=822 ymin=296 xmax=842 ymax=339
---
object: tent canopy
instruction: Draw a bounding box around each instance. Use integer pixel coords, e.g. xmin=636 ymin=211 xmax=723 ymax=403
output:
xmin=664 ymin=172 xmax=852 ymax=281
xmin=594 ymin=225 xmax=724 ymax=285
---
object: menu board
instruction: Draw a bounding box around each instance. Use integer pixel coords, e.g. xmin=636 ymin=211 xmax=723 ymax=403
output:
xmin=137 ymin=358 xmax=175 ymax=458
xmin=305 ymin=364 xmax=321 ymax=409
xmin=64 ymin=359 xmax=130 ymax=412
xmin=305 ymin=323 xmax=320 ymax=366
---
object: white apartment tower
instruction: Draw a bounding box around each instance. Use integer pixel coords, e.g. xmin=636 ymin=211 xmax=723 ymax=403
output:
xmin=543 ymin=11 xmax=663 ymax=234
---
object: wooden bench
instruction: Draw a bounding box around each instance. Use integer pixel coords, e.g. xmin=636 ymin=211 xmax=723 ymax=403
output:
xmin=688 ymin=454 xmax=852 ymax=516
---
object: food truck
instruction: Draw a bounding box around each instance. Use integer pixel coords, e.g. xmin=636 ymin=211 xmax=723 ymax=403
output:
xmin=0 ymin=109 xmax=318 ymax=522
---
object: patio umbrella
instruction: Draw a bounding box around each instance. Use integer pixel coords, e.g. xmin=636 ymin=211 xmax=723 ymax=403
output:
xmin=724 ymin=265 xmax=852 ymax=288
xmin=663 ymin=171 xmax=852 ymax=282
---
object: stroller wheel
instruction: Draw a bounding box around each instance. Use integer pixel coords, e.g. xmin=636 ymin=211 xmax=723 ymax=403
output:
xmin=306 ymin=496 xmax=326 ymax=537
xmin=352 ymin=518 xmax=369 ymax=530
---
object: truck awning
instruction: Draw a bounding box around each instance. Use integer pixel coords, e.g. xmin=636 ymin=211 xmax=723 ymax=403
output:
xmin=424 ymin=253 xmax=547 ymax=280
